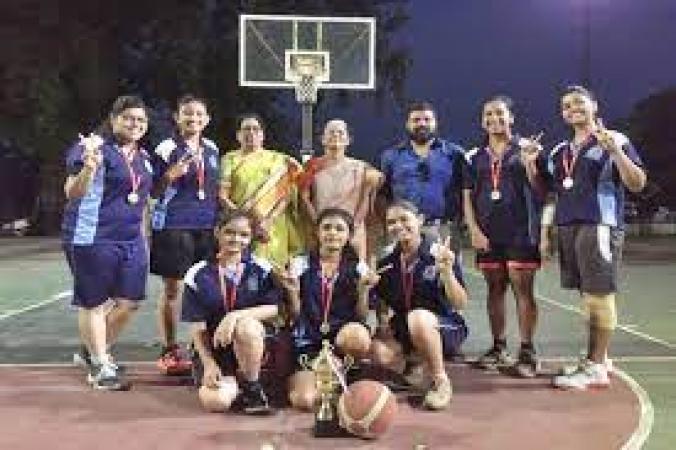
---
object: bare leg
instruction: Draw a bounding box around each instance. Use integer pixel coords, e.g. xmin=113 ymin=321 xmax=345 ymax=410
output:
xmin=106 ymin=299 xmax=138 ymax=347
xmin=484 ymin=269 xmax=509 ymax=344
xmin=158 ymin=278 xmax=181 ymax=347
xmin=232 ymin=317 xmax=265 ymax=382
xmin=507 ymin=268 xmax=538 ymax=345
xmin=407 ymin=309 xmax=444 ymax=379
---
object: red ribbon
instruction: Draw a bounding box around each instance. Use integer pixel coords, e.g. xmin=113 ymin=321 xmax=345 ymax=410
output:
xmin=218 ymin=264 xmax=243 ymax=311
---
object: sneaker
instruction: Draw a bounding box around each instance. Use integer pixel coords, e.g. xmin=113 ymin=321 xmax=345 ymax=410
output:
xmin=403 ymin=362 xmax=425 ymax=388
xmin=74 ymin=346 xmax=125 ymax=374
xmin=559 ymin=357 xmax=613 ymax=377
xmin=553 ymin=360 xmax=610 ymax=390
xmin=87 ymin=362 xmax=129 ymax=391
xmin=423 ymin=376 xmax=453 ymax=410
xmin=475 ymin=345 xmax=514 ymax=370
xmin=236 ymin=381 xmax=272 ymax=415
xmin=511 ymin=347 xmax=539 ymax=378
xmin=73 ymin=345 xmax=93 ymax=371
xmin=157 ymin=344 xmax=192 ymax=376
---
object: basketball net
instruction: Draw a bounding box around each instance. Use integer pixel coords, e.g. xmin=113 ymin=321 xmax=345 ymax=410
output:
xmin=294 ymin=74 xmax=319 ymax=104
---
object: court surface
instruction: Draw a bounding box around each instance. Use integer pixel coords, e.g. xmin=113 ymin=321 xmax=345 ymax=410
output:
xmin=1 ymin=236 xmax=674 ymax=449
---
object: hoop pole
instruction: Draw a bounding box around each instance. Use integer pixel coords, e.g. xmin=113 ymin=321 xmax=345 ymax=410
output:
xmin=300 ymin=103 xmax=314 ymax=163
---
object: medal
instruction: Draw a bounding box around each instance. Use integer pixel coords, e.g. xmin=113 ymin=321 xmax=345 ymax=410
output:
xmin=562 ymin=177 xmax=574 ymax=190
xmin=320 ymin=267 xmax=336 ymax=336
xmin=197 ymin=189 xmax=206 ymax=200
xmin=320 ymin=321 xmax=330 ymax=335
xmin=491 ymin=190 xmax=501 ymax=201
xmin=562 ymin=139 xmax=586 ymax=191
xmin=119 ymin=145 xmax=141 ymax=206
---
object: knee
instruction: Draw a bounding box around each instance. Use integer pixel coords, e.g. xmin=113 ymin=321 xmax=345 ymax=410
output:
xmin=116 ymin=299 xmax=140 ymax=313
xmin=233 ymin=317 xmax=265 ymax=346
xmin=583 ymin=293 xmax=617 ymax=330
xmin=335 ymin=323 xmax=371 ymax=357
xmin=289 ymin=373 xmax=317 ymax=411
xmin=406 ymin=309 xmax=437 ymax=338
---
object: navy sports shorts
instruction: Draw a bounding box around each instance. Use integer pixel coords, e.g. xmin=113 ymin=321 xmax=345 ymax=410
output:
xmin=390 ymin=312 xmax=468 ymax=359
xmin=63 ymin=240 xmax=148 ymax=308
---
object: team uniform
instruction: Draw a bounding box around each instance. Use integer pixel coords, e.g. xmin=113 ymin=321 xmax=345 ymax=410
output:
xmin=375 ymin=239 xmax=468 ymax=357
xmin=181 ymin=255 xmax=282 ymax=383
xmin=464 ymin=141 xmax=542 ymax=269
xmin=62 ymin=138 xmax=153 ymax=308
xmin=542 ymin=132 xmax=643 ymax=293
xmin=289 ymin=254 xmax=370 ymax=361
xmin=150 ymin=137 xmax=221 ymax=278
xmin=380 ymin=138 xmax=465 ymax=241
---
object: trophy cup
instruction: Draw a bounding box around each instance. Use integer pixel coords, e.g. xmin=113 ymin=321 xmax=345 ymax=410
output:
xmin=300 ymin=339 xmax=352 ymax=437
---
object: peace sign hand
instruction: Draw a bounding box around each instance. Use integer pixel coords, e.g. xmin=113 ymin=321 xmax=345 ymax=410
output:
xmin=78 ymin=133 xmax=104 ymax=171
xmin=593 ymin=118 xmax=620 ymax=155
xmin=432 ymin=237 xmax=456 ymax=272
xmin=519 ymin=132 xmax=544 ymax=166
xmin=271 ymin=262 xmax=300 ymax=295
xmin=165 ymin=153 xmax=195 ymax=183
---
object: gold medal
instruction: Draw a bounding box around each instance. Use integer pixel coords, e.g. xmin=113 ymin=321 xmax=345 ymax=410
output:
xmin=197 ymin=189 xmax=206 ymax=200
xmin=490 ymin=190 xmax=501 ymax=201
xmin=320 ymin=321 xmax=330 ymax=335
xmin=127 ymin=192 xmax=139 ymax=204
xmin=562 ymin=177 xmax=574 ymax=189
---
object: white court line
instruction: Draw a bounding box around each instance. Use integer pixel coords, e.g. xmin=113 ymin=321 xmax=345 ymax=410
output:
xmin=465 ymin=268 xmax=676 ymax=350
xmin=466 ymin=268 xmax=656 ymax=449
xmin=616 ymin=367 xmax=654 ymax=450
xmin=0 ymin=290 xmax=72 ymax=321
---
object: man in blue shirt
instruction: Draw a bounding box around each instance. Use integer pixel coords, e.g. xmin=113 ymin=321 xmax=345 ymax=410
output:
xmin=380 ymin=101 xmax=465 ymax=243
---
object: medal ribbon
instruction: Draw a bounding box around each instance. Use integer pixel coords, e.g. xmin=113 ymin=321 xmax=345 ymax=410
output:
xmin=120 ymin=147 xmax=140 ymax=196
xmin=400 ymin=255 xmax=416 ymax=311
xmin=320 ymin=272 xmax=336 ymax=329
xmin=487 ymin=147 xmax=503 ymax=194
xmin=218 ymin=263 xmax=243 ymax=311
xmin=194 ymin=150 xmax=205 ymax=194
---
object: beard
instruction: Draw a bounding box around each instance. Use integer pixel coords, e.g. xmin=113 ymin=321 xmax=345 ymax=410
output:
xmin=408 ymin=126 xmax=435 ymax=145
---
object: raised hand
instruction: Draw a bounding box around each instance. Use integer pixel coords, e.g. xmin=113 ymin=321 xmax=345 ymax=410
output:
xmin=78 ymin=133 xmax=104 ymax=171
xmin=432 ymin=236 xmax=456 ymax=271
xmin=519 ymin=132 xmax=544 ymax=166
xmin=271 ymin=262 xmax=300 ymax=295
xmin=592 ymin=118 xmax=619 ymax=155
xmin=164 ymin=153 xmax=195 ymax=183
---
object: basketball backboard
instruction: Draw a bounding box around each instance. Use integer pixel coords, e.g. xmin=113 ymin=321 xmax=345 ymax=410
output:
xmin=239 ymin=14 xmax=376 ymax=90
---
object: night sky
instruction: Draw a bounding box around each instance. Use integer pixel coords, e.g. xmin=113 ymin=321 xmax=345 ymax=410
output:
xmin=307 ymin=0 xmax=676 ymax=163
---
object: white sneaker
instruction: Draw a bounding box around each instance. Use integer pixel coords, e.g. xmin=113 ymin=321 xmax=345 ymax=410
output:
xmin=559 ymin=357 xmax=613 ymax=377
xmin=553 ymin=361 xmax=610 ymax=390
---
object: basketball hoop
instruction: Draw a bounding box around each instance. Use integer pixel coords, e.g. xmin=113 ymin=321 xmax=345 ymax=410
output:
xmin=285 ymin=51 xmax=329 ymax=105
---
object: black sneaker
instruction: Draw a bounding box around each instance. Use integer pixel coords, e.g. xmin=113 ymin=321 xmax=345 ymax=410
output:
xmin=511 ymin=347 xmax=539 ymax=378
xmin=87 ymin=362 xmax=129 ymax=391
xmin=236 ymin=381 xmax=272 ymax=415
xmin=475 ymin=346 xmax=514 ymax=370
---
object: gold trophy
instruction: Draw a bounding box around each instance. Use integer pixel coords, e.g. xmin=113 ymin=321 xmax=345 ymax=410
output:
xmin=300 ymin=339 xmax=353 ymax=437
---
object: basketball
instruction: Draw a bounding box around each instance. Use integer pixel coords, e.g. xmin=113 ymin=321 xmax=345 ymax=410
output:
xmin=337 ymin=379 xmax=398 ymax=439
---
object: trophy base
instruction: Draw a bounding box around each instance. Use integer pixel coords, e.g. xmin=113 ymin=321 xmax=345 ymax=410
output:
xmin=314 ymin=418 xmax=344 ymax=438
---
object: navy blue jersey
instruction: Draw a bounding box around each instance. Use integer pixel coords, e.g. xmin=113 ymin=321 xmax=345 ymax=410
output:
xmin=380 ymin=138 xmax=465 ymax=221
xmin=151 ymin=137 xmax=220 ymax=230
xmin=181 ymin=256 xmax=281 ymax=337
xmin=290 ymin=254 xmax=370 ymax=334
xmin=463 ymin=143 xmax=541 ymax=247
xmin=541 ymin=132 xmax=643 ymax=227
xmin=62 ymin=138 xmax=153 ymax=244
xmin=375 ymin=239 xmax=465 ymax=320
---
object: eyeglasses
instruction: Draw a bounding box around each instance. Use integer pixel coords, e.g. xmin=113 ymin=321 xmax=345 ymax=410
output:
xmin=417 ymin=160 xmax=430 ymax=181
